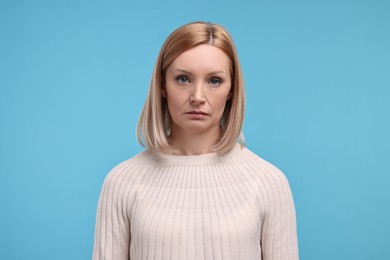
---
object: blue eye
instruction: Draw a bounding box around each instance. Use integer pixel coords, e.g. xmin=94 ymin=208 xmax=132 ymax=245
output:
xmin=176 ymin=75 xmax=190 ymax=84
xmin=208 ymin=77 xmax=222 ymax=86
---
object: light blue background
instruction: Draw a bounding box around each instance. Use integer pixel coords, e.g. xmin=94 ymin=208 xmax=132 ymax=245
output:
xmin=1 ymin=0 xmax=389 ymax=259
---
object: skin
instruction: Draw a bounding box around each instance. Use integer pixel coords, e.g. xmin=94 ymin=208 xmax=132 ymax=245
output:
xmin=162 ymin=44 xmax=232 ymax=155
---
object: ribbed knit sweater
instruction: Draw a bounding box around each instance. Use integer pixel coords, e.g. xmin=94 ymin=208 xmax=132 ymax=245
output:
xmin=93 ymin=144 xmax=298 ymax=260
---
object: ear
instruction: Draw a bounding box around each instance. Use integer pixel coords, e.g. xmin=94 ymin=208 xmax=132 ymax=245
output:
xmin=161 ymin=88 xmax=167 ymax=98
xmin=227 ymin=91 xmax=233 ymax=100
xmin=161 ymin=77 xmax=167 ymax=98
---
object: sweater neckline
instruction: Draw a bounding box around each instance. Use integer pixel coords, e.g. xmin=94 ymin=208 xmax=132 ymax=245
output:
xmin=147 ymin=143 xmax=243 ymax=165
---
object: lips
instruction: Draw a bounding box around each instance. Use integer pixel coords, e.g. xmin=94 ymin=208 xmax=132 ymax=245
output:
xmin=185 ymin=111 xmax=209 ymax=119
xmin=186 ymin=111 xmax=208 ymax=115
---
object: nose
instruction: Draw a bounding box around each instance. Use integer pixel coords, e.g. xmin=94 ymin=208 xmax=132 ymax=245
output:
xmin=189 ymin=84 xmax=206 ymax=105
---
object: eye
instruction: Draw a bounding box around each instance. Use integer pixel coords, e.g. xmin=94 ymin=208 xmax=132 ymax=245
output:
xmin=176 ymin=75 xmax=190 ymax=85
xmin=208 ymin=77 xmax=222 ymax=87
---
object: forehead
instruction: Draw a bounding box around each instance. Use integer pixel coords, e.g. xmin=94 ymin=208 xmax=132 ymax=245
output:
xmin=169 ymin=44 xmax=230 ymax=72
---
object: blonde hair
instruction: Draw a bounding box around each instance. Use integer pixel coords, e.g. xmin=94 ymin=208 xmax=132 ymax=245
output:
xmin=137 ymin=21 xmax=245 ymax=154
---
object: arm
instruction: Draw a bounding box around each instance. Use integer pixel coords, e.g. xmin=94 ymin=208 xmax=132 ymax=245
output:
xmin=92 ymin=169 xmax=131 ymax=260
xmin=261 ymin=169 xmax=299 ymax=260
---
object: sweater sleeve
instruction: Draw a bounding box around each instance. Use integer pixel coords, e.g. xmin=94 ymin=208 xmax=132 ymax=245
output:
xmin=260 ymin=168 xmax=299 ymax=260
xmin=92 ymin=168 xmax=131 ymax=260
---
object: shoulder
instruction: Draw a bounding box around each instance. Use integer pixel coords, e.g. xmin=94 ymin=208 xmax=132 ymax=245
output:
xmin=101 ymin=150 xmax=155 ymax=189
xmin=236 ymin=146 xmax=291 ymax=189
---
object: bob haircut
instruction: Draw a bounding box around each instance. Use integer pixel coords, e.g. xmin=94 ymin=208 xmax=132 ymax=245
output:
xmin=137 ymin=21 xmax=245 ymax=154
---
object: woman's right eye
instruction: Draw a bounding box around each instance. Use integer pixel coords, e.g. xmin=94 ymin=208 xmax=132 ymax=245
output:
xmin=176 ymin=75 xmax=190 ymax=85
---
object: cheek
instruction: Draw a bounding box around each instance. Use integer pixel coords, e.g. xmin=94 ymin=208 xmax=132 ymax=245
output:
xmin=165 ymin=89 xmax=188 ymax=115
xmin=210 ymin=95 xmax=230 ymax=116
xmin=215 ymin=89 xmax=232 ymax=107
xmin=166 ymin=90 xmax=186 ymax=107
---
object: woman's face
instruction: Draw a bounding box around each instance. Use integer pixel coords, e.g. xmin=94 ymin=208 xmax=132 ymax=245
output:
xmin=163 ymin=44 xmax=232 ymax=138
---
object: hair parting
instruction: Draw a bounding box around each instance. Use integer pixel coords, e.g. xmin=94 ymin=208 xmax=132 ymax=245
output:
xmin=207 ymin=22 xmax=214 ymax=44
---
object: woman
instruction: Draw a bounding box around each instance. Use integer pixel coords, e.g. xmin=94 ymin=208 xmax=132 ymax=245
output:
xmin=93 ymin=22 xmax=299 ymax=260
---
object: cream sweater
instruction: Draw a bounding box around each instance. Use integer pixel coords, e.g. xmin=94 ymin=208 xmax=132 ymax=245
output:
xmin=93 ymin=144 xmax=298 ymax=260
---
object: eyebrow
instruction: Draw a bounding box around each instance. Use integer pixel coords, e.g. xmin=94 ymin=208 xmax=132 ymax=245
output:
xmin=173 ymin=69 xmax=226 ymax=75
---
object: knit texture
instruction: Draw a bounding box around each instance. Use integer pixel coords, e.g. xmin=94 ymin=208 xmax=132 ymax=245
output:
xmin=93 ymin=144 xmax=299 ymax=260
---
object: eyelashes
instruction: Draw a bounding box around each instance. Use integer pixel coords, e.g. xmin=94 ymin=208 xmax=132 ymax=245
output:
xmin=175 ymin=75 xmax=223 ymax=87
xmin=208 ymin=77 xmax=222 ymax=86
xmin=176 ymin=75 xmax=190 ymax=85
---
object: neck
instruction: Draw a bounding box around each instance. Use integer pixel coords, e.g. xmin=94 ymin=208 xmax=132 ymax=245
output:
xmin=168 ymin=129 xmax=221 ymax=156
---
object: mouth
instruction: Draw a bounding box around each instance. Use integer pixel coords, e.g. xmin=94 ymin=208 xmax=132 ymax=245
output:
xmin=185 ymin=111 xmax=209 ymax=119
xmin=186 ymin=111 xmax=208 ymax=115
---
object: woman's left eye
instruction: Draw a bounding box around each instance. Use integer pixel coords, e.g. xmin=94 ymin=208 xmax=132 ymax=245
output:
xmin=208 ymin=77 xmax=222 ymax=86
